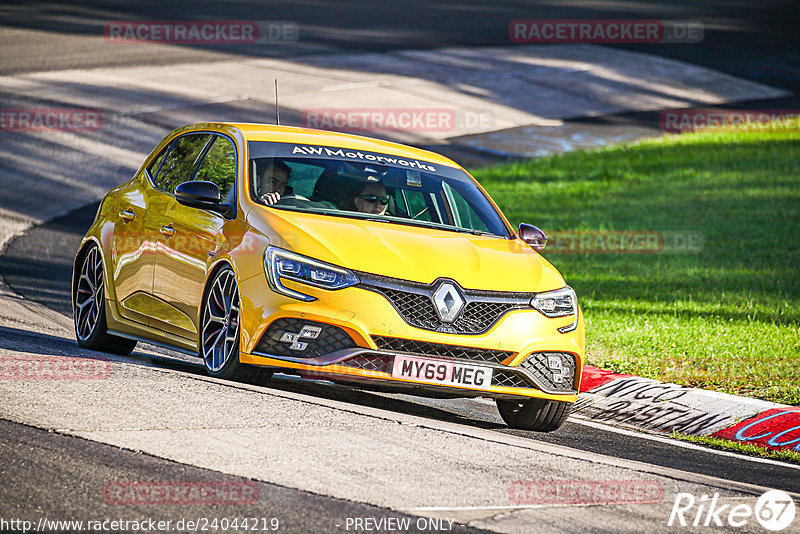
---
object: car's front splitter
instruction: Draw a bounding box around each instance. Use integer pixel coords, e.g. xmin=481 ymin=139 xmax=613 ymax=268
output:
xmin=240 ymin=351 xmax=579 ymax=403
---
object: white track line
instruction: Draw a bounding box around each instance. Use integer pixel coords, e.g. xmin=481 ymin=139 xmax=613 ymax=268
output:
xmin=408 ymin=497 xmax=756 ymax=512
xmin=568 ymin=415 xmax=800 ymax=471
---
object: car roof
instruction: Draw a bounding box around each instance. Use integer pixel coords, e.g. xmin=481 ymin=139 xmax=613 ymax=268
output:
xmin=186 ymin=122 xmax=463 ymax=169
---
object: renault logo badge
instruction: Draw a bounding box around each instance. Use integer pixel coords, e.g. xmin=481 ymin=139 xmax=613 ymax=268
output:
xmin=432 ymin=282 xmax=465 ymax=323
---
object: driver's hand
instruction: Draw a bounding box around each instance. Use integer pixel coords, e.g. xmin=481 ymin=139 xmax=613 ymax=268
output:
xmin=261 ymin=192 xmax=281 ymax=205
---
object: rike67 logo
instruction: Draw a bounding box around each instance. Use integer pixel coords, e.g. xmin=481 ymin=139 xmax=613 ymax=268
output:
xmin=668 ymin=490 xmax=796 ymax=531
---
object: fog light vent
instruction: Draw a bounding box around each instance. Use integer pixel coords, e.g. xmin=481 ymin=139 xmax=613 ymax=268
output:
xmin=255 ymin=318 xmax=356 ymax=358
xmin=519 ymin=352 xmax=576 ymax=392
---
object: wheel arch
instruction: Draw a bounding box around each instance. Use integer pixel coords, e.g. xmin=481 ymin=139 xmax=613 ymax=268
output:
xmin=72 ymin=237 xmax=104 ymax=311
xmin=197 ymin=258 xmax=238 ymax=329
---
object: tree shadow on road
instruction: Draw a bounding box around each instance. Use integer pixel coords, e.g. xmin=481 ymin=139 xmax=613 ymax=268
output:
xmin=0 ymin=323 xmax=508 ymax=431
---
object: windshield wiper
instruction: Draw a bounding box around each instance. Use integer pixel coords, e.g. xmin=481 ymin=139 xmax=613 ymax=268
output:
xmin=447 ymin=226 xmax=496 ymax=237
xmin=368 ymin=216 xmax=500 ymax=238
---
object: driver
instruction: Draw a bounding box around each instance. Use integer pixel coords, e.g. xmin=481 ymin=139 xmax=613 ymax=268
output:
xmin=353 ymin=182 xmax=390 ymax=215
xmin=258 ymin=159 xmax=292 ymax=205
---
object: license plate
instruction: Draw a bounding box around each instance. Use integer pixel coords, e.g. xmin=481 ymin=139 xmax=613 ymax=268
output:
xmin=391 ymin=355 xmax=493 ymax=389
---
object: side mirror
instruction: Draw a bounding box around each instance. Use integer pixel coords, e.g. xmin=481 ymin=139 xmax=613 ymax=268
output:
xmin=175 ymin=181 xmax=230 ymax=216
xmin=518 ymin=223 xmax=547 ymax=252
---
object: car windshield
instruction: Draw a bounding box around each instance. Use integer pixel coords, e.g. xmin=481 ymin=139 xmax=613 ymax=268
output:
xmin=247 ymin=141 xmax=510 ymax=238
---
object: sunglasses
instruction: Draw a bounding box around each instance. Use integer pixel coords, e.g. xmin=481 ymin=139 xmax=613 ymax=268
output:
xmin=359 ymin=194 xmax=390 ymax=205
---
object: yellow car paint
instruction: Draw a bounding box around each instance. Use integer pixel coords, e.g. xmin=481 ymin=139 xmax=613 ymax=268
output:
xmin=74 ymin=122 xmax=585 ymax=414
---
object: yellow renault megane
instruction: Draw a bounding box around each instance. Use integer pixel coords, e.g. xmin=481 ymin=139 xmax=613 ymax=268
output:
xmin=72 ymin=122 xmax=584 ymax=431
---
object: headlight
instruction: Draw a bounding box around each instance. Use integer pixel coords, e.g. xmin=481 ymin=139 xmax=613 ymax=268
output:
xmin=264 ymin=246 xmax=360 ymax=302
xmin=530 ymin=286 xmax=578 ymax=333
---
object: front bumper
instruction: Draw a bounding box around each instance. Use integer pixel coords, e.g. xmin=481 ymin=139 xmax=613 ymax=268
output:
xmin=237 ymin=274 xmax=585 ymax=402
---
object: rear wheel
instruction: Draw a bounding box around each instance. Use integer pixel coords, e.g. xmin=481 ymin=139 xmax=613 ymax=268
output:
xmin=74 ymin=245 xmax=137 ymax=356
xmin=200 ymin=266 xmax=272 ymax=385
xmin=496 ymin=397 xmax=572 ymax=432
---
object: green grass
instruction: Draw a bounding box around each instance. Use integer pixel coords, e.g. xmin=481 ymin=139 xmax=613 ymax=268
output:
xmin=671 ymin=432 xmax=800 ymax=465
xmin=471 ymin=124 xmax=800 ymax=405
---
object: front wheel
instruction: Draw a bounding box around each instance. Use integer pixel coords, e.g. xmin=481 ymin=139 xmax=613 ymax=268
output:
xmin=496 ymin=397 xmax=572 ymax=432
xmin=74 ymin=244 xmax=137 ymax=356
xmin=200 ymin=266 xmax=272 ymax=385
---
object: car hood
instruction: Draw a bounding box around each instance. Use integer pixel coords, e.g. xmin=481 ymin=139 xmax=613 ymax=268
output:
xmin=248 ymin=207 xmax=565 ymax=292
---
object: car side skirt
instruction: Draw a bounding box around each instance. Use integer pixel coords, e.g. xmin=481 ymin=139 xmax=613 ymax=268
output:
xmin=104 ymin=298 xmax=198 ymax=354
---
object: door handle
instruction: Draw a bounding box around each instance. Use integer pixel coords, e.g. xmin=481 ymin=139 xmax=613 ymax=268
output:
xmin=160 ymin=224 xmax=175 ymax=237
xmin=119 ymin=209 xmax=135 ymax=222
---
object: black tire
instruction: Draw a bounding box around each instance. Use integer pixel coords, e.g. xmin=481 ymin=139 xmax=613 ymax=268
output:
xmin=74 ymin=245 xmax=137 ymax=356
xmin=200 ymin=265 xmax=272 ymax=385
xmin=496 ymin=397 xmax=572 ymax=432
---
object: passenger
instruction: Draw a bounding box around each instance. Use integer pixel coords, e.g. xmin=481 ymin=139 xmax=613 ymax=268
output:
xmin=259 ymin=159 xmax=291 ymax=205
xmin=353 ymin=182 xmax=390 ymax=215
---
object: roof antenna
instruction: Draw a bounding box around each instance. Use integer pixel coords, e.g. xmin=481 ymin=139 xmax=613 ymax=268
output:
xmin=274 ymin=79 xmax=280 ymax=125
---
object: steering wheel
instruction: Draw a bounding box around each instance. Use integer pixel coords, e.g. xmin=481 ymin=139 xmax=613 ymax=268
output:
xmin=274 ymin=194 xmax=309 ymax=204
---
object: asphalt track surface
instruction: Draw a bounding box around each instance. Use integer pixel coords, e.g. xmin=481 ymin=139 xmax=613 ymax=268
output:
xmin=2 ymin=1 xmax=800 ymax=532
xmin=0 ymin=419 xmax=487 ymax=534
xmin=1 ymin=203 xmax=798 ymax=499
xmin=1 ymin=0 xmax=799 ymax=91
xmin=3 ymin=1 xmax=800 ymax=163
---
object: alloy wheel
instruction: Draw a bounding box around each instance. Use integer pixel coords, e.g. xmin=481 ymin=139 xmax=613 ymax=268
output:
xmin=202 ymin=269 xmax=240 ymax=372
xmin=75 ymin=246 xmax=104 ymax=341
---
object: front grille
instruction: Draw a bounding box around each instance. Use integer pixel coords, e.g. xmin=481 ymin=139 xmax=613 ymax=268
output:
xmin=337 ymin=353 xmax=393 ymax=374
xmin=372 ymin=336 xmax=512 ymax=364
xmin=492 ymin=369 xmax=534 ymax=389
xmin=379 ymin=288 xmax=439 ymax=330
xmin=459 ymin=301 xmax=519 ymax=333
xmin=254 ymin=318 xmax=357 ymax=358
xmin=374 ymin=289 xmax=519 ymax=335
xmin=520 ymin=352 xmax=577 ymax=392
xmin=357 ymin=272 xmax=532 ymax=335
